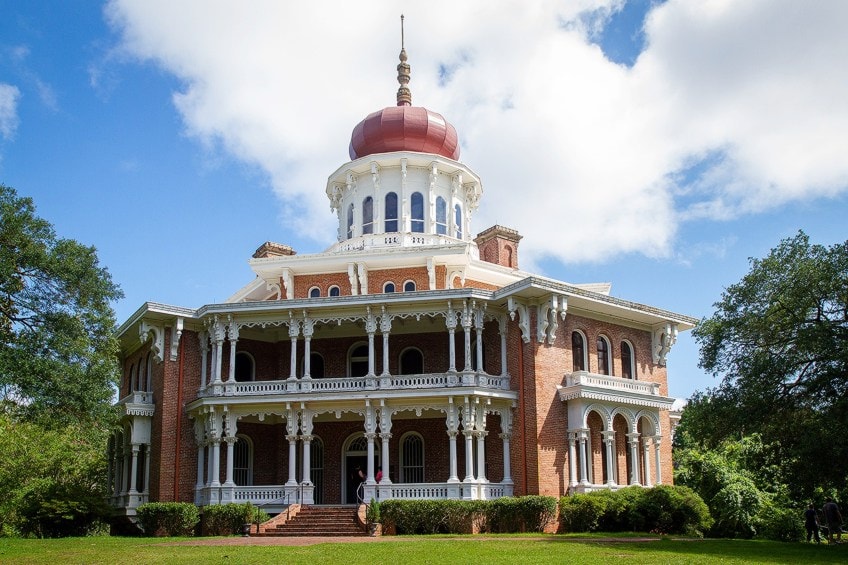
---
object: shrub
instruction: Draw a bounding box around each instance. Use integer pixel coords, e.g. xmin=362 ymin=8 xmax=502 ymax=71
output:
xmin=629 ymin=485 xmax=712 ymax=535
xmin=708 ymin=478 xmax=762 ymax=538
xmin=136 ymin=502 xmax=199 ymax=537
xmin=559 ymin=494 xmax=608 ymax=532
xmin=203 ymin=503 xmax=264 ymax=536
xmin=483 ymin=496 xmax=557 ymax=533
xmin=754 ymin=500 xmax=804 ymax=542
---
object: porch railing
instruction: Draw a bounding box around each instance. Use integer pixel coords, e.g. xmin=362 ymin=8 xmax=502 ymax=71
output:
xmin=205 ymin=371 xmax=510 ymax=398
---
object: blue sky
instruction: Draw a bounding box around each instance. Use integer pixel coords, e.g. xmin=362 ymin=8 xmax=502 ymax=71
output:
xmin=2 ymin=1 xmax=846 ymax=401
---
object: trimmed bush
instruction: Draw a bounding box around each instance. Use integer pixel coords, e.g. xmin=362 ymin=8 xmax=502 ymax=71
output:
xmin=629 ymin=485 xmax=712 ymax=535
xmin=754 ymin=500 xmax=804 ymax=542
xmin=203 ymin=503 xmax=266 ymax=536
xmin=559 ymin=494 xmax=608 ymax=532
xmin=486 ymin=496 xmax=557 ymax=533
xmin=136 ymin=502 xmax=199 ymax=537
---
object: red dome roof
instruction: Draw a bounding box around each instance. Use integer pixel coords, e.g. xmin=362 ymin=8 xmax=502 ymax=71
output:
xmin=349 ymin=105 xmax=460 ymax=161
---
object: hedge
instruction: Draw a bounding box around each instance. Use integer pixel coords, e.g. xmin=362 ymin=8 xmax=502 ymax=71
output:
xmin=136 ymin=502 xmax=199 ymax=537
xmin=380 ymin=497 xmax=556 ymax=534
xmin=203 ymin=503 xmax=268 ymax=536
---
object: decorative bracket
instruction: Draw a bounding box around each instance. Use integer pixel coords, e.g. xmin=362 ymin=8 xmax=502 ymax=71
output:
xmin=652 ymin=322 xmax=679 ymax=365
xmin=281 ymin=268 xmax=293 ymax=300
xmin=507 ymin=297 xmax=530 ymax=343
xmin=139 ymin=320 xmax=164 ymax=363
xmin=169 ymin=317 xmax=184 ymax=361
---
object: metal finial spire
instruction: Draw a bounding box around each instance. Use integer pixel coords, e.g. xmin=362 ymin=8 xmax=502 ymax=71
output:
xmin=396 ymin=14 xmax=412 ymax=106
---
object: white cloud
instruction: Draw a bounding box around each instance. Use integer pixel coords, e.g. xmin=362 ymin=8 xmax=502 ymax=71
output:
xmin=104 ymin=0 xmax=848 ymax=266
xmin=0 ymin=84 xmax=21 ymax=139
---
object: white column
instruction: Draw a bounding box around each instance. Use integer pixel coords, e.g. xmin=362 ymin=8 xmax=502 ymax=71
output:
xmin=210 ymin=437 xmax=221 ymax=487
xmin=224 ymin=437 xmax=236 ymax=486
xmin=602 ymin=431 xmax=616 ymax=486
xmin=196 ymin=442 xmax=206 ymax=492
xmin=366 ymin=309 xmax=377 ymax=377
xmin=212 ymin=320 xmax=225 ymax=384
xmin=653 ymin=437 xmax=663 ymax=485
xmin=198 ymin=330 xmax=208 ymax=391
xmin=463 ymin=431 xmax=475 ymax=482
xmin=446 ymin=302 xmax=457 ymax=372
xmin=227 ymin=319 xmax=238 ymax=382
xmin=448 ymin=431 xmax=459 ymax=482
xmin=303 ymin=318 xmax=314 ymax=379
xmin=579 ymin=430 xmax=590 ymax=485
xmin=462 ymin=302 xmax=473 ymax=372
xmin=302 ymin=435 xmax=313 ymax=484
xmin=642 ymin=438 xmax=653 ymax=487
xmin=568 ymin=432 xmax=578 ymax=488
xmin=475 ymin=431 xmax=487 ymax=482
xmin=474 ymin=305 xmax=484 ymax=373
xmin=500 ymin=432 xmax=512 ymax=484
xmin=286 ymin=434 xmax=298 ymax=486
xmin=143 ymin=445 xmax=151 ymax=495
xmin=128 ymin=444 xmax=140 ymax=494
xmin=380 ymin=311 xmax=392 ymax=377
xmin=379 ymin=405 xmax=392 ymax=483
xmin=366 ymin=432 xmax=377 ymax=484
xmin=288 ymin=319 xmax=299 ymax=380
xmin=206 ymin=441 xmax=215 ymax=488
xmin=627 ymin=433 xmax=641 ymax=486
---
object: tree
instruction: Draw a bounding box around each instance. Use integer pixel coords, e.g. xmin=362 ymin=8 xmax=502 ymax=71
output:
xmin=691 ymin=231 xmax=848 ymax=498
xmin=0 ymin=184 xmax=122 ymax=425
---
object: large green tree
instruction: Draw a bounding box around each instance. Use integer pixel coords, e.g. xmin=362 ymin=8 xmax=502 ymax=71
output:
xmin=0 ymin=184 xmax=122 ymax=425
xmin=688 ymin=231 xmax=848 ymax=498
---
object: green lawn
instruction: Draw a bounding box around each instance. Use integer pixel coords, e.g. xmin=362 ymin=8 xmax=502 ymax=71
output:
xmin=0 ymin=534 xmax=843 ymax=564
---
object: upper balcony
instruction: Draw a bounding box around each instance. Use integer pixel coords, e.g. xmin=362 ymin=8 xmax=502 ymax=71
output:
xmin=116 ymin=391 xmax=155 ymax=417
xmin=556 ymin=371 xmax=674 ymax=410
xmin=199 ymin=371 xmax=510 ymax=401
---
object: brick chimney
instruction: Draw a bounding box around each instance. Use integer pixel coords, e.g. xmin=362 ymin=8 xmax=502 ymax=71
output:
xmin=475 ymin=225 xmax=522 ymax=269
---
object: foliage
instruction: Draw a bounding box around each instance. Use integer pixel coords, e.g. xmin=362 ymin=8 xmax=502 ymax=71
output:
xmin=0 ymin=184 xmax=122 ymax=426
xmin=484 ymin=496 xmax=557 ymax=533
xmin=754 ymin=497 xmax=804 ymax=542
xmin=136 ymin=502 xmax=199 ymax=537
xmin=381 ymin=498 xmax=557 ymax=534
xmin=366 ymin=498 xmax=381 ymax=525
xmin=560 ymin=486 xmax=712 ymax=536
xmin=691 ymin=231 xmax=848 ymax=498
xmin=0 ymin=412 xmax=111 ymax=537
xmin=203 ymin=503 xmax=265 ymax=536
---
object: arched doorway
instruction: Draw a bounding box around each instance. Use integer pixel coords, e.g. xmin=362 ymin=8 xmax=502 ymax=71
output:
xmin=343 ymin=434 xmax=380 ymax=504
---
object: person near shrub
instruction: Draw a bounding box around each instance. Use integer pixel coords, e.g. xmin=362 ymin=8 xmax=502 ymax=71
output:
xmin=804 ymin=503 xmax=821 ymax=543
xmin=822 ymin=498 xmax=843 ymax=544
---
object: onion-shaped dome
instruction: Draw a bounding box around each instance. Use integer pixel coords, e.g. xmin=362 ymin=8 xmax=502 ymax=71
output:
xmin=348 ymin=18 xmax=460 ymax=161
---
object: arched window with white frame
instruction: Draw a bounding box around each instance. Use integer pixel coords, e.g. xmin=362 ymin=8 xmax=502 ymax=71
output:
xmin=454 ymin=204 xmax=463 ymax=239
xmin=145 ymin=352 xmax=153 ymax=392
xmin=572 ymin=331 xmax=587 ymax=372
xmin=403 ymin=280 xmax=416 ymax=292
xmin=346 ymin=203 xmax=354 ymax=239
xmin=597 ymin=335 xmax=611 ymax=375
xmin=329 ymin=285 xmax=340 ymax=297
xmin=400 ymin=432 xmax=425 ymax=483
xmin=309 ymin=286 xmax=321 ymax=298
xmin=310 ymin=437 xmax=325 ymax=504
xmin=621 ymin=340 xmax=635 ymax=379
xmin=383 ymin=282 xmax=395 ymax=293
xmin=411 ymin=192 xmax=424 ymax=233
xmin=362 ymin=196 xmax=374 ymax=234
xmin=435 ymin=196 xmax=447 ymax=235
xmin=385 ymin=192 xmax=398 ymax=233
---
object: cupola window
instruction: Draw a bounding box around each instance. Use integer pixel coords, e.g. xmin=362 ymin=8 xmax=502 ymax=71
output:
xmin=411 ymin=192 xmax=424 ymax=233
xmin=435 ymin=196 xmax=447 ymax=235
xmin=385 ymin=192 xmax=398 ymax=233
xmin=362 ymin=196 xmax=374 ymax=234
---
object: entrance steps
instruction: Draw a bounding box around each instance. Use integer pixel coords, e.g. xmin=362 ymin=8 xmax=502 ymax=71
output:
xmin=257 ymin=505 xmax=365 ymax=537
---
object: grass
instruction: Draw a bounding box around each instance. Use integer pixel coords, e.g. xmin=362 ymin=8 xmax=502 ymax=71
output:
xmin=0 ymin=534 xmax=844 ymax=564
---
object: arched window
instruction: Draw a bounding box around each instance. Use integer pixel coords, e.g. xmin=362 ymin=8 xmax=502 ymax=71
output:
xmin=383 ymin=282 xmax=395 ymax=293
xmin=454 ymin=204 xmax=463 ymax=239
xmin=309 ymin=286 xmax=321 ymax=298
xmin=399 ymin=347 xmax=424 ymax=375
xmin=597 ymin=336 xmax=611 ymax=375
xmin=400 ymin=433 xmax=425 ymax=483
xmin=411 ymin=192 xmax=424 ymax=233
xmin=310 ymin=352 xmax=325 ymax=378
xmin=145 ymin=352 xmax=153 ymax=392
xmin=385 ymin=192 xmax=398 ymax=233
xmin=234 ymin=352 xmax=255 ymax=382
xmin=137 ymin=358 xmax=145 ymax=392
xmin=403 ymin=280 xmax=416 ymax=292
xmin=362 ymin=196 xmax=374 ymax=234
xmin=471 ymin=338 xmax=486 ymax=372
xmin=233 ymin=435 xmax=253 ymax=486
xmin=346 ymin=203 xmax=354 ymax=239
xmin=435 ymin=196 xmax=447 ymax=235
xmin=130 ymin=363 xmax=137 ymax=392
xmin=348 ymin=344 xmax=369 ymax=377
xmin=572 ymin=331 xmax=586 ymax=371
xmin=505 ymin=245 xmax=514 ymax=268
xmin=310 ymin=437 xmax=324 ymax=504
xmin=329 ymin=285 xmax=340 ymax=297
xmin=621 ymin=341 xmax=635 ymax=379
